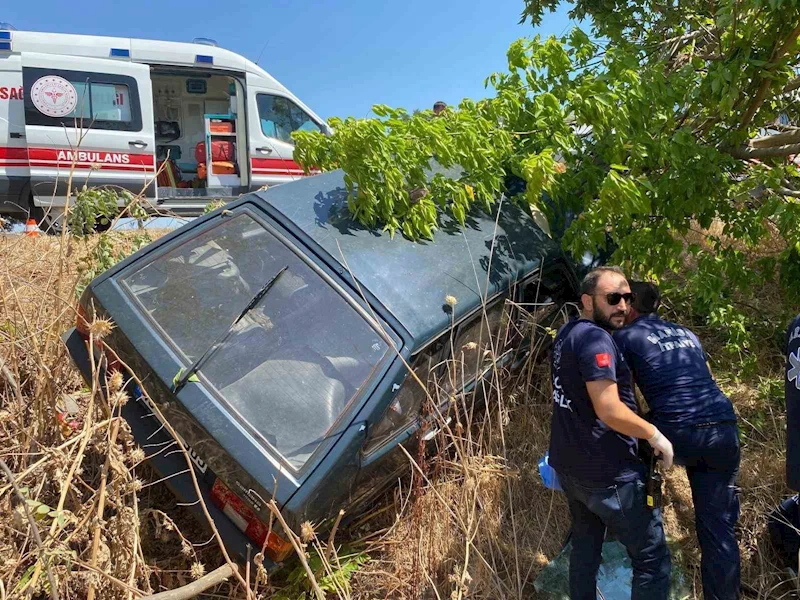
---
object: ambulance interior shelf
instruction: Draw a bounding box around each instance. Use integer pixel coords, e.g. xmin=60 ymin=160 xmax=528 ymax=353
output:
xmin=200 ymin=113 xmax=239 ymax=187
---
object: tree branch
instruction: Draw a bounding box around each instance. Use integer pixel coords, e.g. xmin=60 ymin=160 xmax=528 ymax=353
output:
xmin=778 ymin=186 xmax=800 ymax=198
xmin=751 ymin=129 xmax=800 ymax=148
xmin=740 ymin=22 xmax=800 ymax=128
xmin=728 ymin=142 xmax=800 ymax=159
xmin=783 ymin=76 xmax=800 ymax=94
xmin=140 ymin=564 xmax=236 ymax=600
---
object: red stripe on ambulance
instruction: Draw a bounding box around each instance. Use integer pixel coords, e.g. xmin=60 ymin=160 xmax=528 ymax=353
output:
xmin=28 ymin=147 xmax=155 ymax=167
xmin=0 ymin=147 xmax=155 ymax=171
xmin=251 ymin=157 xmax=306 ymax=175
xmin=0 ymin=147 xmax=29 ymax=160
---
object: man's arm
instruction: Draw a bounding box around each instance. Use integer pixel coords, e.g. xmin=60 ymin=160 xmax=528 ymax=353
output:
xmin=587 ymin=379 xmax=674 ymax=468
xmin=587 ymin=380 xmax=656 ymax=439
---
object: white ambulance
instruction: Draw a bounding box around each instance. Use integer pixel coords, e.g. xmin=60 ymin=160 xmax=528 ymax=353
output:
xmin=0 ymin=26 xmax=328 ymax=229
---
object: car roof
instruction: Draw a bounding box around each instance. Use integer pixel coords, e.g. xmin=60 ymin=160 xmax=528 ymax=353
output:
xmin=253 ymin=169 xmax=564 ymax=348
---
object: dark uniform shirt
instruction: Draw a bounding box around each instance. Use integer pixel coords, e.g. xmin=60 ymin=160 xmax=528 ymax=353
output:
xmin=549 ymin=318 xmax=643 ymax=486
xmin=786 ymin=314 xmax=800 ymax=491
xmin=613 ymin=314 xmax=736 ymax=426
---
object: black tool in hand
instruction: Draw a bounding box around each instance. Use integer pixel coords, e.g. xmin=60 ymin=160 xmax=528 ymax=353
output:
xmin=646 ymin=453 xmax=664 ymax=510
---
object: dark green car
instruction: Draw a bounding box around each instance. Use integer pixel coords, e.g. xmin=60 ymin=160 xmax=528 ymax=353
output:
xmin=64 ymin=169 xmax=579 ymax=567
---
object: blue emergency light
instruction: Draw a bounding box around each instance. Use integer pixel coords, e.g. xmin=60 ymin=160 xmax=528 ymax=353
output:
xmin=195 ymin=54 xmax=214 ymax=65
xmin=0 ymin=41 xmax=11 ymax=51
xmin=110 ymin=48 xmax=130 ymax=58
xmin=0 ymin=31 xmax=11 ymax=40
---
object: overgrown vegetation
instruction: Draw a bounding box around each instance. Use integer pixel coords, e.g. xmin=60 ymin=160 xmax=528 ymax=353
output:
xmin=3 ymin=3 xmax=800 ymax=591
xmin=68 ymin=187 xmax=152 ymax=294
xmin=293 ymin=0 xmax=800 ymax=364
xmin=0 ymin=217 xmax=792 ymax=597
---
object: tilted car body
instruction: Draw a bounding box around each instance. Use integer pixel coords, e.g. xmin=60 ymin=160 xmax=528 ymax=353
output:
xmin=64 ymin=168 xmax=579 ymax=567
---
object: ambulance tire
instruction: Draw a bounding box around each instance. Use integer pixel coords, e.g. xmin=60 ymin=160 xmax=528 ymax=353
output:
xmin=29 ymin=199 xmax=112 ymax=234
xmin=28 ymin=202 xmax=62 ymax=236
xmin=93 ymin=218 xmax=113 ymax=233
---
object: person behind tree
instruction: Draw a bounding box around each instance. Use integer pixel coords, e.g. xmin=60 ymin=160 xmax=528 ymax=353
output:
xmin=614 ymin=281 xmax=740 ymax=600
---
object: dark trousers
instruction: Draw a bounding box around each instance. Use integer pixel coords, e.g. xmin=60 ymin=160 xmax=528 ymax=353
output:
xmin=657 ymin=421 xmax=741 ymax=600
xmin=558 ymin=472 xmax=671 ymax=600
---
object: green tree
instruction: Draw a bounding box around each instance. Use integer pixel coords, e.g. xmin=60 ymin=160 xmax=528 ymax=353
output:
xmin=293 ymin=0 xmax=800 ymax=363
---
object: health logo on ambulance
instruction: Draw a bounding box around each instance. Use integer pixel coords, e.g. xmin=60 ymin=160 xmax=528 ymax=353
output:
xmin=30 ymin=76 xmax=78 ymax=118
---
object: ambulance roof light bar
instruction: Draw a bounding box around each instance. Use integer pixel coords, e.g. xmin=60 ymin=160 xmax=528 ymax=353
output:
xmin=193 ymin=37 xmax=218 ymax=47
xmin=0 ymin=25 xmax=12 ymax=50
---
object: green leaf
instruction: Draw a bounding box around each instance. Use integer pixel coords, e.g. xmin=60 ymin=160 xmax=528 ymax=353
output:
xmin=172 ymin=368 xmax=185 ymax=388
xmin=610 ymin=164 xmax=630 ymax=171
xmin=188 ymin=374 xmax=200 ymax=383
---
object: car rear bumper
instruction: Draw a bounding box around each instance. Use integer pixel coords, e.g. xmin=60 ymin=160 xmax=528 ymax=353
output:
xmin=62 ymin=327 xmax=270 ymax=567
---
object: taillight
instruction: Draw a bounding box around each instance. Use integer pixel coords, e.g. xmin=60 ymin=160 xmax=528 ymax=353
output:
xmin=75 ymin=303 xmax=121 ymax=372
xmin=210 ymin=479 xmax=293 ymax=562
xmin=76 ymin=303 xmax=91 ymax=340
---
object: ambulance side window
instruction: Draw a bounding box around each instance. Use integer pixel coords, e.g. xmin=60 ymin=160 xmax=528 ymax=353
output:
xmin=22 ymin=68 xmax=142 ymax=132
xmin=257 ymin=94 xmax=321 ymax=144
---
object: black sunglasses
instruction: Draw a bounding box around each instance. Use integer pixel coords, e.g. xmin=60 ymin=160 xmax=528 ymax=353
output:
xmin=593 ymin=292 xmax=635 ymax=306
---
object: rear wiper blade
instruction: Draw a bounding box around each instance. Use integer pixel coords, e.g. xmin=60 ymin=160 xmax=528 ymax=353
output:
xmin=172 ymin=265 xmax=288 ymax=394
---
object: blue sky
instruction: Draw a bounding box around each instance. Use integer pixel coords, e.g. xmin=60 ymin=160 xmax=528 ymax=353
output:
xmin=4 ymin=0 xmax=575 ymax=120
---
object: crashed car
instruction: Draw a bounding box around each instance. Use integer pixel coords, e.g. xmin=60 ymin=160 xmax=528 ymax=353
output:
xmin=64 ymin=168 xmax=579 ymax=567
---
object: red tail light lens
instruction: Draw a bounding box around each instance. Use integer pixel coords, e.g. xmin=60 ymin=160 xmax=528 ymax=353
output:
xmin=210 ymin=479 xmax=293 ymax=562
xmin=76 ymin=303 xmax=91 ymax=340
xmin=75 ymin=303 xmax=121 ymax=372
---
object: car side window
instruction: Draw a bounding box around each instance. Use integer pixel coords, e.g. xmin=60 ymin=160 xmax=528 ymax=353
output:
xmin=364 ymin=343 xmax=443 ymax=454
xmin=256 ymin=94 xmax=321 ymax=144
xmin=444 ymin=301 xmax=506 ymax=392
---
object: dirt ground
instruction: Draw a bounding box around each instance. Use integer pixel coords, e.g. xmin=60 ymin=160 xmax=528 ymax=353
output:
xmin=0 ymin=231 xmax=794 ymax=599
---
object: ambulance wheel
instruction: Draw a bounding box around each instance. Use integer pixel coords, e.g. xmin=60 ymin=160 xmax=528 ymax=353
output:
xmin=93 ymin=218 xmax=113 ymax=233
xmin=29 ymin=203 xmax=63 ymax=236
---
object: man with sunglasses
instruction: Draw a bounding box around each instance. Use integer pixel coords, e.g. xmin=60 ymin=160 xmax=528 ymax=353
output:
xmin=549 ymin=266 xmax=673 ymax=600
xmin=614 ymin=281 xmax=740 ymax=600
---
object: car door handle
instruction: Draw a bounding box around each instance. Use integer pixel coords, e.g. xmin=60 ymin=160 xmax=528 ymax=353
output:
xmin=128 ymin=140 xmax=148 ymax=149
xmin=256 ymin=146 xmax=273 ymax=154
xmin=10 ymin=132 xmax=25 ymax=139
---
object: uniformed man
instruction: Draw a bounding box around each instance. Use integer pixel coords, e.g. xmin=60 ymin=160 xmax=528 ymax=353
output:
xmin=549 ymin=266 xmax=673 ymax=600
xmin=787 ymin=312 xmax=800 ymax=492
xmin=768 ymin=313 xmax=800 ymax=575
xmin=614 ymin=281 xmax=740 ymax=600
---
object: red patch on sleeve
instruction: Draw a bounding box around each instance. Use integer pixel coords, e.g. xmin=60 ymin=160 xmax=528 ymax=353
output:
xmin=595 ymin=353 xmax=612 ymax=368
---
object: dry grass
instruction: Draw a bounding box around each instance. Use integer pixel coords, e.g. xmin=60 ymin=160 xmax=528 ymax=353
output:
xmin=0 ymin=228 xmax=794 ymax=599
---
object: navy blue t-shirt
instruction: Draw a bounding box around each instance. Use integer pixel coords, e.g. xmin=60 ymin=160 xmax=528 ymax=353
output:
xmin=786 ymin=314 xmax=800 ymax=491
xmin=549 ymin=318 xmax=643 ymax=486
xmin=613 ymin=314 xmax=736 ymax=426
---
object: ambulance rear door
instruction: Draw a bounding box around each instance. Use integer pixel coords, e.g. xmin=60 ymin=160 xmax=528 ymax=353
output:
xmin=21 ymin=52 xmax=157 ymax=211
xmin=245 ymin=73 xmax=324 ymax=190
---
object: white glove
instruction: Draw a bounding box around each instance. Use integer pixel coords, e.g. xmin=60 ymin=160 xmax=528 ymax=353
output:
xmin=647 ymin=426 xmax=674 ymax=470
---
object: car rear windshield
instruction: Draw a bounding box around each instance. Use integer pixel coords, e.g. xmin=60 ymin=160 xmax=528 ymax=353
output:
xmin=122 ymin=212 xmax=390 ymax=470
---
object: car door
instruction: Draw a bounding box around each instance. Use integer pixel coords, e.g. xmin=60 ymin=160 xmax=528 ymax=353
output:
xmin=245 ymin=74 xmax=323 ymax=190
xmin=347 ymin=339 xmax=447 ymax=511
xmin=21 ymin=52 xmax=156 ymax=212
